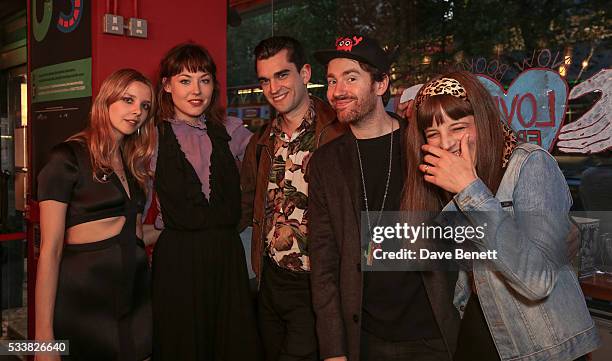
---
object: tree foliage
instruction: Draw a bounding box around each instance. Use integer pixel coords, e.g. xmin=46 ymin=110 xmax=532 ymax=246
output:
xmin=228 ymin=0 xmax=610 ymax=89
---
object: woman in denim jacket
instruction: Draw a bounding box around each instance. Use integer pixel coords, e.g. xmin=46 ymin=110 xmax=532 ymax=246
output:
xmin=401 ymin=71 xmax=599 ymax=361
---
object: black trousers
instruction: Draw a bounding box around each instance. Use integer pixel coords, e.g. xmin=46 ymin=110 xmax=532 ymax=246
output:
xmin=360 ymin=328 xmax=449 ymax=361
xmin=258 ymin=257 xmax=318 ymax=361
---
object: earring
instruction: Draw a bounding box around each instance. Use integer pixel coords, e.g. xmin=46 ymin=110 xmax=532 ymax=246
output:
xmin=137 ymin=127 xmax=141 ymax=136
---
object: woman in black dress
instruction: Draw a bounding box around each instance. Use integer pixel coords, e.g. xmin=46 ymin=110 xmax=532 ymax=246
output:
xmin=35 ymin=69 xmax=156 ymax=361
xmin=151 ymin=43 xmax=259 ymax=360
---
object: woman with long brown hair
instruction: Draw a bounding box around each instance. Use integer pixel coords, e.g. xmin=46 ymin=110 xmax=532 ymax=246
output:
xmin=35 ymin=68 xmax=156 ymax=360
xmin=402 ymin=71 xmax=599 ymax=361
xmin=151 ymin=43 xmax=259 ymax=360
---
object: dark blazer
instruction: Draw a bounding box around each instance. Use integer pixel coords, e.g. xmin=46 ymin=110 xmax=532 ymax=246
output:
xmin=308 ymin=113 xmax=460 ymax=360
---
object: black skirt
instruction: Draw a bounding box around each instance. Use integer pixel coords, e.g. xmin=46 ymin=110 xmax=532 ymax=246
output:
xmin=54 ymin=222 xmax=152 ymax=361
xmin=152 ymin=228 xmax=259 ymax=360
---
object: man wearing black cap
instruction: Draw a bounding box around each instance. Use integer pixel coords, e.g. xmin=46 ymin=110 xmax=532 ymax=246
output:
xmin=307 ymin=36 xmax=459 ymax=361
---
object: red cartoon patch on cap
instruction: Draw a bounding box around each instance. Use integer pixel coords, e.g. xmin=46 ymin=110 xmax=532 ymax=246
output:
xmin=335 ymin=36 xmax=363 ymax=52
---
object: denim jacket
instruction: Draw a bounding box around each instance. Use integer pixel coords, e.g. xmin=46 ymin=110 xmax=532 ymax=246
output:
xmin=442 ymin=143 xmax=600 ymax=361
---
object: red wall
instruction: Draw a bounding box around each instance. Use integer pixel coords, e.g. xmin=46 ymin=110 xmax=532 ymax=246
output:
xmin=91 ymin=0 xmax=227 ymax=102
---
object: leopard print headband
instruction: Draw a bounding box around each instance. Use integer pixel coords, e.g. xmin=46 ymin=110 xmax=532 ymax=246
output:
xmin=415 ymin=77 xmax=468 ymax=109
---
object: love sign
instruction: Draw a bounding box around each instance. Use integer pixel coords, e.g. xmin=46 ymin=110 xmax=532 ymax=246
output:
xmin=477 ymin=69 xmax=568 ymax=151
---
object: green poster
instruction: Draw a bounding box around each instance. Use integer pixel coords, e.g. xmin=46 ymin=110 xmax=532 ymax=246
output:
xmin=31 ymin=57 xmax=92 ymax=103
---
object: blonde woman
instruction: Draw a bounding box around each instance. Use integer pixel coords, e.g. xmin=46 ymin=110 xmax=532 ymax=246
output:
xmin=35 ymin=68 xmax=156 ymax=361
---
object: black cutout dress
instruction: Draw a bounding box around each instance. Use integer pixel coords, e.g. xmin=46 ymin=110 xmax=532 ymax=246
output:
xmin=37 ymin=140 xmax=152 ymax=361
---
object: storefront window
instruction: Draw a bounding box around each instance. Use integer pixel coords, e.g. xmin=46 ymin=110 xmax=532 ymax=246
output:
xmin=228 ymin=0 xmax=610 ymax=211
xmin=227 ymin=1 xmax=338 ymax=128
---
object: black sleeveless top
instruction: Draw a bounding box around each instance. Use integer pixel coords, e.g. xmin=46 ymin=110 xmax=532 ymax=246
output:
xmin=154 ymin=121 xmax=240 ymax=231
xmin=37 ymin=140 xmax=145 ymax=227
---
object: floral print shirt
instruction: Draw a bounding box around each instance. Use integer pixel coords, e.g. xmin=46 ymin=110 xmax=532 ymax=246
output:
xmin=264 ymin=100 xmax=316 ymax=272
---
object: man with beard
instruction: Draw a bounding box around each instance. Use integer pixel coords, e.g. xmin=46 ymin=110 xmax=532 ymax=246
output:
xmin=240 ymin=36 xmax=346 ymax=361
xmin=307 ymin=36 xmax=459 ymax=361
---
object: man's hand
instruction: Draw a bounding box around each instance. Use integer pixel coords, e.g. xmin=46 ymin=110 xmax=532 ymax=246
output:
xmin=396 ymin=99 xmax=415 ymax=120
xmin=396 ymin=83 xmax=423 ymax=120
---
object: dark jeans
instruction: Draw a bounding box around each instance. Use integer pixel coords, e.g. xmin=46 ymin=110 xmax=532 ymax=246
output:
xmin=360 ymin=328 xmax=449 ymax=361
xmin=258 ymin=257 xmax=318 ymax=361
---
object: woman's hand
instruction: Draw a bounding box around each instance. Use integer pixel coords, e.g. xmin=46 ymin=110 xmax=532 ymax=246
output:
xmin=420 ymin=134 xmax=478 ymax=194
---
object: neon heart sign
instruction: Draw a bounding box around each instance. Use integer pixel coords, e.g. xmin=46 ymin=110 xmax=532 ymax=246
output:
xmin=477 ymin=69 xmax=569 ymax=151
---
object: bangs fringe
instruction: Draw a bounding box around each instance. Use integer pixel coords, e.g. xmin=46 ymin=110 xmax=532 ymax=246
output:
xmin=416 ymin=94 xmax=473 ymax=130
xmin=164 ymin=46 xmax=216 ymax=78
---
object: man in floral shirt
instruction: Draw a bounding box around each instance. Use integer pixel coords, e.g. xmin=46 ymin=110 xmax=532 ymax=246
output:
xmin=265 ymin=100 xmax=315 ymax=271
xmin=240 ymin=36 xmax=345 ymax=361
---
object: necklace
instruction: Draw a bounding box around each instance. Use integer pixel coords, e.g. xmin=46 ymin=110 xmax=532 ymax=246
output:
xmin=116 ymin=172 xmax=127 ymax=183
xmin=111 ymin=156 xmax=128 ymax=183
xmin=102 ymin=171 xmax=126 ymax=183
xmin=355 ymin=119 xmax=394 ymax=266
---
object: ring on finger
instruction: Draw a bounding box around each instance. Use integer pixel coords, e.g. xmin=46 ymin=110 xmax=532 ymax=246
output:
xmin=424 ymin=164 xmax=430 ymax=174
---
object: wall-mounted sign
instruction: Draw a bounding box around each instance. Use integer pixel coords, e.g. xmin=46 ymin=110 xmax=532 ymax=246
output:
xmin=31 ymin=0 xmax=91 ymax=100
xmin=31 ymin=58 xmax=91 ymax=103
xmin=56 ymin=0 xmax=84 ymax=33
xmin=30 ymin=0 xmax=92 ymax=197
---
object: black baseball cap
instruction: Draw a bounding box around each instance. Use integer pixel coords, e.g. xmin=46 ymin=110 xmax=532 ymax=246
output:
xmin=314 ymin=35 xmax=392 ymax=73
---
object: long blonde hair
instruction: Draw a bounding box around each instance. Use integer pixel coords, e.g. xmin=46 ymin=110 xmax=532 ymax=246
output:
xmin=70 ymin=68 xmax=156 ymax=192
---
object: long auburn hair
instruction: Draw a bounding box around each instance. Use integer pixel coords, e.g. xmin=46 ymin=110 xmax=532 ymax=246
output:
xmin=401 ymin=71 xmax=506 ymax=212
xmin=157 ymin=43 xmax=225 ymax=126
xmin=69 ymin=68 xmax=156 ymax=192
